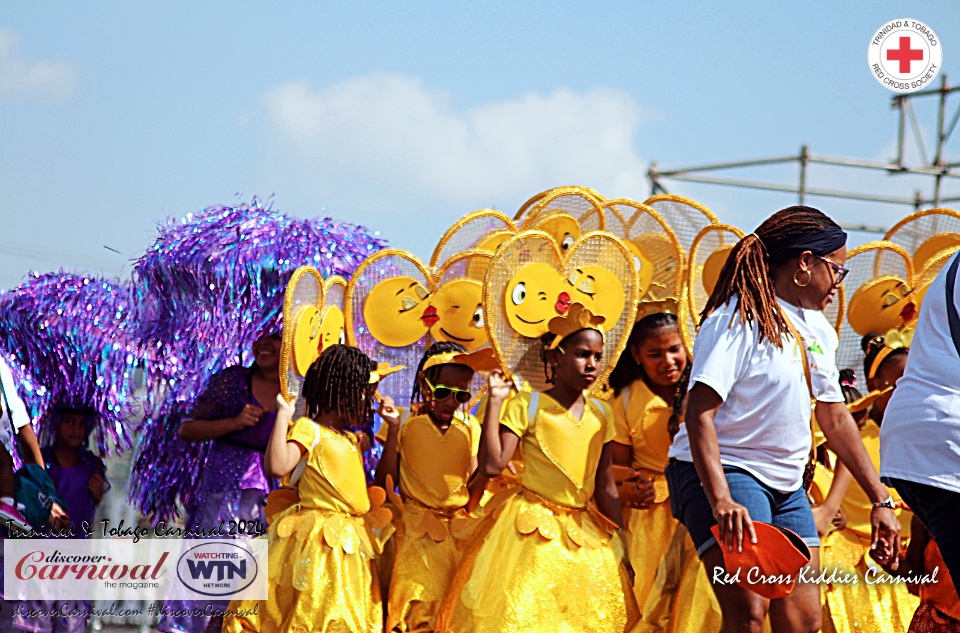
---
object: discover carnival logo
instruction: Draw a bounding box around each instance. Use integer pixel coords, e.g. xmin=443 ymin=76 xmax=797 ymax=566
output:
xmin=176 ymin=542 xmax=260 ymax=597
xmin=869 ymin=19 xmax=942 ymax=94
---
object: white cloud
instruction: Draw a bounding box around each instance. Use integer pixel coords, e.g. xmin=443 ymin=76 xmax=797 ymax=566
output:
xmin=260 ymin=73 xmax=651 ymax=210
xmin=0 ymin=28 xmax=78 ymax=101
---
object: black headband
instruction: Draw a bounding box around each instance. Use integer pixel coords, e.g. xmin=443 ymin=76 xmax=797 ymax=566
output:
xmin=768 ymin=226 xmax=847 ymax=265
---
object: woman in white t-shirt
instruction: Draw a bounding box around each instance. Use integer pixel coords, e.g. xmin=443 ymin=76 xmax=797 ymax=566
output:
xmin=666 ymin=206 xmax=901 ymax=633
xmin=881 ymin=250 xmax=960 ymax=599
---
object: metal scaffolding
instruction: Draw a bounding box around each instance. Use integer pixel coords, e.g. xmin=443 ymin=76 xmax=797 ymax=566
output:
xmin=648 ymin=75 xmax=960 ymax=234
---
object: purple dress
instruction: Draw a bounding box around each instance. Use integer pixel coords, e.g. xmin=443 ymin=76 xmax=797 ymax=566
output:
xmin=158 ymin=366 xmax=276 ymax=633
xmin=10 ymin=447 xmax=106 ymax=633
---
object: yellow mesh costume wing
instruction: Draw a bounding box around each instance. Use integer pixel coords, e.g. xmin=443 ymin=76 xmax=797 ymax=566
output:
xmin=884 ymin=208 xmax=960 ymax=273
xmin=483 ymin=229 xmax=639 ymax=394
xmin=514 ymin=185 xmax=606 ymax=223
xmin=686 ymin=224 xmax=746 ymax=352
xmin=838 ymin=241 xmax=915 ymax=386
xmin=519 ymin=187 xmax=608 ymax=239
xmin=643 ymin=194 xmax=719 ymax=257
xmin=429 ymin=209 xmax=518 ymax=269
xmin=914 ymin=244 xmax=960 ymax=308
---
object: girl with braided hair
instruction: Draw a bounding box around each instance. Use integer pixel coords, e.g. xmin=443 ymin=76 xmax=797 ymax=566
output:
xmin=223 ymin=344 xmax=396 ymax=633
xmin=666 ymin=206 xmax=901 ymax=633
xmin=373 ymin=341 xmax=488 ymax=633
xmin=606 ymin=312 xmax=722 ymax=632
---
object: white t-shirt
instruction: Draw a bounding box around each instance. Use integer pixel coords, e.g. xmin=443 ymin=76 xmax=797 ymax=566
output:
xmin=880 ymin=252 xmax=960 ymax=493
xmin=0 ymin=356 xmax=32 ymax=454
xmin=669 ymin=297 xmax=844 ymax=493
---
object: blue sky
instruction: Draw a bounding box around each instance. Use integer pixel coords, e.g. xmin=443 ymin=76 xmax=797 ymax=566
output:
xmin=2 ymin=1 xmax=958 ymax=289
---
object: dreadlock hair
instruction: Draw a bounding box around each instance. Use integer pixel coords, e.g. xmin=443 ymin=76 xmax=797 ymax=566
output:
xmin=606 ymin=313 xmax=691 ymax=438
xmin=411 ymin=341 xmax=468 ymax=405
xmin=302 ymin=344 xmax=373 ymax=426
xmin=701 ymin=206 xmax=843 ymax=348
xmin=862 ymin=333 xmax=909 ymax=380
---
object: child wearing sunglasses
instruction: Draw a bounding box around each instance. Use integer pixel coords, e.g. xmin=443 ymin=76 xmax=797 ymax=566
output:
xmin=373 ymin=341 xmax=487 ymax=633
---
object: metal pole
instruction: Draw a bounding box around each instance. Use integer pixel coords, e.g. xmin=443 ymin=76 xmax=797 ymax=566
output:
xmin=935 ymin=74 xmax=948 ymax=166
xmin=894 ymin=95 xmax=905 ymax=166
xmin=799 ymin=145 xmax=808 ymax=205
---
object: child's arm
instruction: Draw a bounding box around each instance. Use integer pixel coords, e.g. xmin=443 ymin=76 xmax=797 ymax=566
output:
xmin=812 ymin=461 xmax=853 ymax=536
xmin=480 ymin=371 xmax=519 ymax=478
xmin=264 ymin=394 xmax=301 ymax=478
xmin=178 ymin=405 xmax=262 ymax=443
xmin=373 ymin=398 xmax=401 ymax=490
xmin=594 ymin=443 xmax=626 ymax=528
xmin=15 ymin=424 xmax=45 ymax=468
xmin=88 ymin=457 xmax=109 ymax=504
xmin=611 ymin=442 xmax=653 ymax=510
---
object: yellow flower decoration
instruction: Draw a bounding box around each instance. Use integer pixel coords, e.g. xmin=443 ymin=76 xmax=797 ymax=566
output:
xmin=515 ymin=504 xmax=561 ymax=540
xmin=546 ymin=303 xmax=606 ymax=350
xmin=884 ymin=327 xmax=914 ymax=349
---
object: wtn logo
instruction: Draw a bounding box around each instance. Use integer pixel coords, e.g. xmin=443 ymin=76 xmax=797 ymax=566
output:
xmin=186 ymin=559 xmax=247 ymax=581
xmin=176 ymin=542 xmax=259 ymax=597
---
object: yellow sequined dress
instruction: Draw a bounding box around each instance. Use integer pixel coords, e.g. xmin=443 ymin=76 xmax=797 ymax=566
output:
xmin=223 ymin=417 xmax=391 ymax=633
xmin=436 ymin=391 xmax=640 ymax=633
xmin=375 ymin=409 xmax=484 ymax=632
xmin=812 ymin=419 xmax=919 ymax=633
xmin=611 ymin=379 xmax=722 ymax=633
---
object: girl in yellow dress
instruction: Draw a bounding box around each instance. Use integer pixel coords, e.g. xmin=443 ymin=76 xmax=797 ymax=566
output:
xmin=373 ymin=341 xmax=488 ymax=633
xmin=222 ymin=344 xmax=395 ymax=633
xmin=436 ymin=304 xmax=639 ymax=633
xmin=606 ymin=312 xmax=722 ymax=632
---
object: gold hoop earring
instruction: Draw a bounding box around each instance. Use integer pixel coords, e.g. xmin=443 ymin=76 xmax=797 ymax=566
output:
xmin=794 ymin=269 xmax=812 ymax=287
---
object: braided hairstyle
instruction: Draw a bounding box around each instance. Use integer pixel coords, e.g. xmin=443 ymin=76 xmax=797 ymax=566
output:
xmin=862 ymin=333 xmax=909 ymax=380
xmin=701 ymin=206 xmax=843 ymax=348
xmin=411 ymin=341 xmax=468 ymax=405
xmin=302 ymin=344 xmax=373 ymax=425
xmin=838 ymin=368 xmax=863 ymax=404
xmin=540 ymin=332 xmax=561 ymax=384
xmin=607 ymin=313 xmax=691 ymax=438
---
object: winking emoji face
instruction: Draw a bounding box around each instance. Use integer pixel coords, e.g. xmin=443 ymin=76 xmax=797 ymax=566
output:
xmin=503 ymin=263 xmax=566 ymax=338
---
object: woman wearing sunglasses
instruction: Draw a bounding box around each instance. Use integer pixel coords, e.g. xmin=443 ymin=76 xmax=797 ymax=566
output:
xmin=374 ymin=341 xmax=487 ymax=633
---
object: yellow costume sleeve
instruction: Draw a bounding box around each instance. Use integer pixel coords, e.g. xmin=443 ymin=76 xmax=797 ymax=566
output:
xmin=500 ymin=392 xmax=531 ymax=437
xmin=287 ymin=416 xmax=317 ymax=453
xmin=611 ymin=390 xmax=631 ymax=445
xmin=598 ymin=399 xmax=616 ymax=443
xmin=466 ymin=412 xmax=482 ymax=457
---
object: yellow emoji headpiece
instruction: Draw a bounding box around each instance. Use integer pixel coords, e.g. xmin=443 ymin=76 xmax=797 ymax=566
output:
xmin=421 ymin=347 xmax=501 ymax=373
xmin=484 ymin=229 xmax=639 ymax=394
xmin=518 ymin=187 xmax=608 ymax=250
xmin=837 ymin=241 xmax=915 ymax=385
xmin=429 ymin=209 xmax=518 ymax=268
xmin=884 ymin=208 xmax=960 ymax=272
xmin=546 ymin=303 xmax=605 ymax=349
xmin=865 ymin=328 xmax=913 ymax=380
xmin=280 ymin=267 xmax=350 ymax=411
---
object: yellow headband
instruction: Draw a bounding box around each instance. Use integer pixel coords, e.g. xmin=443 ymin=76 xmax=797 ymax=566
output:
xmin=867 ymin=328 xmax=912 ymax=380
xmin=422 ymin=347 xmax=500 ymax=373
xmin=846 ymin=386 xmax=894 ymax=413
xmin=547 ymin=303 xmax=605 ymax=350
xmin=370 ymin=362 xmax=405 ymax=384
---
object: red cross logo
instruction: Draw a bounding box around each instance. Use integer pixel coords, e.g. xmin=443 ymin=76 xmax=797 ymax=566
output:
xmin=887 ymin=36 xmax=924 ymax=73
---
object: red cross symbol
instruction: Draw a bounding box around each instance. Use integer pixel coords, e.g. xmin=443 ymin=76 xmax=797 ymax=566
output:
xmin=887 ymin=36 xmax=924 ymax=73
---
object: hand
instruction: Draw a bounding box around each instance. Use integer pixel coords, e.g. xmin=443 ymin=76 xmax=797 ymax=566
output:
xmin=275 ymin=393 xmax=295 ymax=417
xmin=487 ymin=370 xmax=513 ymax=401
xmin=874 ymin=549 xmax=902 ymax=576
xmin=713 ymin=498 xmax=757 ymax=552
xmin=869 ymin=506 xmax=901 ymax=564
xmin=832 ymin=507 xmax=847 ymax=531
xmin=379 ymin=397 xmax=401 ymax=428
xmin=619 ymin=475 xmax=656 ymax=509
xmin=88 ymin=472 xmax=107 ymax=502
xmin=233 ymin=404 xmax=262 ymax=430
xmin=48 ymin=502 xmax=70 ymax=532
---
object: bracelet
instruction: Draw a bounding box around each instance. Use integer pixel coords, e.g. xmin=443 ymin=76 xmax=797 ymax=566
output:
xmin=872 ymin=496 xmax=896 ymax=510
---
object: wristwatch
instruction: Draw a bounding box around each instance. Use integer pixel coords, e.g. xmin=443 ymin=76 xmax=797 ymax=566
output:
xmin=872 ymin=496 xmax=896 ymax=509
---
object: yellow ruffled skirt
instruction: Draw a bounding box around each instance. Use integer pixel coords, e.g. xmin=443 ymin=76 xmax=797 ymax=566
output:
xmin=222 ymin=498 xmax=392 ymax=633
xmin=820 ymin=528 xmax=919 ymax=633
xmin=383 ymin=494 xmax=485 ymax=632
xmin=435 ymin=488 xmax=640 ymax=633
xmin=626 ymin=503 xmax=721 ymax=633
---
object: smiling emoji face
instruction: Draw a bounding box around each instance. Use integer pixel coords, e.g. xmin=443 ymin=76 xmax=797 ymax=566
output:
xmin=847 ymin=276 xmax=917 ymax=336
xmin=428 ymin=279 xmax=487 ymax=350
xmin=364 ymin=276 xmax=431 ymax=347
xmin=504 ymin=263 xmax=566 ymax=337
xmin=319 ymin=305 xmax=346 ymax=349
xmin=292 ymin=304 xmax=323 ymax=376
xmin=566 ymin=265 xmax=626 ymax=327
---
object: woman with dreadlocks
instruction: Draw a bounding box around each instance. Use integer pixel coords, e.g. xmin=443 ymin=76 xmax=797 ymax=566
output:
xmin=436 ymin=303 xmax=638 ymax=633
xmin=607 ymin=312 xmax=722 ymax=632
xmin=223 ymin=344 xmax=396 ymax=633
xmin=373 ymin=341 xmax=488 ymax=633
xmin=665 ymin=206 xmax=901 ymax=633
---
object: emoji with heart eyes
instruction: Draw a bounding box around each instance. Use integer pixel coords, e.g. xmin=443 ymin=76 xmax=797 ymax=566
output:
xmin=503 ymin=263 xmax=567 ymax=338
xmin=847 ymin=276 xmax=918 ymax=336
xmin=427 ymin=279 xmax=487 ymax=350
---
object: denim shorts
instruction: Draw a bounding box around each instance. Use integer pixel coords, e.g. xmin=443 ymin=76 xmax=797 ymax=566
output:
xmin=665 ymin=458 xmax=820 ymax=558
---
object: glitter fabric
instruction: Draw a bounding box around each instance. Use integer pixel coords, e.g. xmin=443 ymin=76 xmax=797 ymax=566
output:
xmin=0 ymin=272 xmax=139 ymax=455
xmin=129 ymin=197 xmax=386 ymax=522
xmin=223 ymin=417 xmax=391 ymax=633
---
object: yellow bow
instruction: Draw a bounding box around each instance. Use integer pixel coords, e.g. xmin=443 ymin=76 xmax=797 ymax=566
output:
xmin=884 ymin=327 xmax=914 ymax=350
